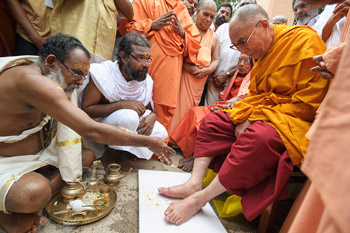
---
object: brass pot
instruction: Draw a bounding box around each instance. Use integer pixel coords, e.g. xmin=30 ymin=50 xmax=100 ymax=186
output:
xmin=104 ymin=163 xmax=132 ymax=186
xmin=61 ymin=182 xmax=86 ymax=202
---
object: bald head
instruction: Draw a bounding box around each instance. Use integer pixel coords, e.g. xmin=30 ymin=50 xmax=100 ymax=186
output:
xmin=272 ymin=15 xmax=288 ymax=24
xmin=196 ymin=0 xmax=217 ymax=31
xmin=239 ymin=0 xmax=257 ymax=8
xmin=233 ymin=4 xmax=270 ymax=23
xmin=229 ymin=4 xmax=273 ymax=60
xmin=199 ymin=0 xmax=217 ymax=11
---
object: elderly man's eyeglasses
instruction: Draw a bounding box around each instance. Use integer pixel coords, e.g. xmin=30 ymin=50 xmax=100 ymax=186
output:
xmin=129 ymin=54 xmax=153 ymax=65
xmin=57 ymin=58 xmax=87 ymax=81
xmin=230 ymin=20 xmax=262 ymax=51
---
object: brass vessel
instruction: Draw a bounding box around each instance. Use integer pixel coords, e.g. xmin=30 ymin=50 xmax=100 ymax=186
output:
xmin=104 ymin=163 xmax=132 ymax=186
xmin=61 ymin=182 xmax=86 ymax=202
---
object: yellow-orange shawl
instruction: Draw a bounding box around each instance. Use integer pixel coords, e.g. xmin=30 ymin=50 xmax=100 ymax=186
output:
xmin=226 ymin=25 xmax=330 ymax=166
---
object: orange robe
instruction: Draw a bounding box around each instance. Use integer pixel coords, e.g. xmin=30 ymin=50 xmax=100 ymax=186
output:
xmin=169 ymin=29 xmax=213 ymax=133
xmin=225 ymin=24 xmax=330 ymax=167
xmin=123 ymin=0 xmax=201 ymax=132
xmin=171 ymin=71 xmax=250 ymax=158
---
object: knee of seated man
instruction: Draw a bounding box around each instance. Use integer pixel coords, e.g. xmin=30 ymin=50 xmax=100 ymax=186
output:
xmin=6 ymin=172 xmax=52 ymax=213
xmin=82 ymin=148 xmax=96 ymax=172
xmin=118 ymin=109 xmax=140 ymax=130
xmin=245 ymin=122 xmax=283 ymax=151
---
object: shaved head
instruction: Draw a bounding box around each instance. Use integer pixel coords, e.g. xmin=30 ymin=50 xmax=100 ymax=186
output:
xmin=272 ymin=15 xmax=288 ymax=24
xmin=233 ymin=4 xmax=270 ymax=24
xmin=229 ymin=4 xmax=273 ymax=60
xmin=239 ymin=0 xmax=257 ymax=8
xmin=199 ymin=0 xmax=217 ymax=10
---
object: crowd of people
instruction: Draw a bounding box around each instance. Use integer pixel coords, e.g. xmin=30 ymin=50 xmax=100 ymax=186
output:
xmin=0 ymin=0 xmax=349 ymax=232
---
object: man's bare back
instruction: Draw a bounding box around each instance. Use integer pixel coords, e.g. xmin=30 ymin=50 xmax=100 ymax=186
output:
xmin=0 ymin=63 xmax=49 ymax=156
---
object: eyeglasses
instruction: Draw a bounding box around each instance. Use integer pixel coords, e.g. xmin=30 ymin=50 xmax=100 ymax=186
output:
xmin=57 ymin=58 xmax=87 ymax=81
xmin=238 ymin=57 xmax=250 ymax=63
xmin=230 ymin=20 xmax=262 ymax=51
xmin=129 ymin=53 xmax=153 ymax=65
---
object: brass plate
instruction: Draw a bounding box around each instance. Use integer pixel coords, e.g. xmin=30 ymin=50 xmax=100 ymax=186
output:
xmin=45 ymin=183 xmax=117 ymax=225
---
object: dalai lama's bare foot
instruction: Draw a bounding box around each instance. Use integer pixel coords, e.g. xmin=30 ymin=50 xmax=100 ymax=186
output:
xmin=177 ymin=157 xmax=194 ymax=172
xmin=0 ymin=212 xmax=48 ymax=233
xmin=158 ymin=180 xmax=201 ymax=199
xmin=164 ymin=192 xmax=206 ymax=225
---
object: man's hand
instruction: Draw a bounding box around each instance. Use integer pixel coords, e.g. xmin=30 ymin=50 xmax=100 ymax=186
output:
xmin=212 ymin=73 xmax=229 ymax=88
xmin=119 ymin=100 xmax=146 ymax=116
xmin=310 ymin=55 xmax=334 ymax=79
xmin=193 ymin=67 xmax=212 ymax=79
xmin=235 ymin=119 xmax=252 ymax=138
xmin=334 ymin=0 xmax=350 ymax=17
xmin=170 ymin=14 xmax=185 ymax=38
xmin=151 ymin=10 xmax=176 ymax=30
xmin=147 ymin=138 xmax=176 ymax=165
xmin=137 ymin=112 xmax=157 ymax=135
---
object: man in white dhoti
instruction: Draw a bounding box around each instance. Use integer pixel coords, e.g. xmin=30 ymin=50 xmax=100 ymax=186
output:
xmin=0 ymin=34 xmax=174 ymax=233
xmin=82 ymin=33 xmax=168 ymax=161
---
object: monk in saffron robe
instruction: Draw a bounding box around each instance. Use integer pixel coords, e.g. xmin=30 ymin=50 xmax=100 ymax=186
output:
xmin=158 ymin=4 xmax=330 ymax=225
xmin=169 ymin=0 xmax=220 ymax=133
xmin=122 ymin=0 xmax=201 ymax=133
xmin=172 ymin=53 xmax=252 ymax=172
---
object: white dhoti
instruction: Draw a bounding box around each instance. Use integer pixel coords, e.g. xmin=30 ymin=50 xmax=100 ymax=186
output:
xmin=0 ymin=56 xmax=83 ymax=214
xmin=102 ymin=109 xmax=167 ymax=160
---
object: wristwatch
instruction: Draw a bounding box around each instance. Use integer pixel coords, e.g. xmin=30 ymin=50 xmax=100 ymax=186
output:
xmin=226 ymin=71 xmax=230 ymax=77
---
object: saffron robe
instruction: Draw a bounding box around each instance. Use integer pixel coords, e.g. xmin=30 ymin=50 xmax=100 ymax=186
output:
xmin=226 ymin=24 xmax=330 ymax=166
xmin=122 ymin=0 xmax=201 ymax=132
xmin=169 ymin=28 xmax=214 ymax=133
xmin=170 ymin=71 xmax=250 ymax=158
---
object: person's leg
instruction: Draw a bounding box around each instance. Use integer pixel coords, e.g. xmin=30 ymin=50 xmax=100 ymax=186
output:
xmin=164 ymin=175 xmax=227 ymax=225
xmin=0 ymin=148 xmax=95 ymax=233
xmin=158 ymin=156 xmax=213 ymax=198
xmin=159 ymin=112 xmax=236 ymax=198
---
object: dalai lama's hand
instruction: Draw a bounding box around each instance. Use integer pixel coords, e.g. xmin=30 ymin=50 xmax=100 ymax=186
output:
xmin=235 ymin=119 xmax=252 ymax=138
xmin=137 ymin=112 xmax=157 ymax=136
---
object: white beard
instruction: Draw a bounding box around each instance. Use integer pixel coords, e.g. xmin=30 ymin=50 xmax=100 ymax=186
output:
xmin=46 ymin=67 xmax=79 ymax=92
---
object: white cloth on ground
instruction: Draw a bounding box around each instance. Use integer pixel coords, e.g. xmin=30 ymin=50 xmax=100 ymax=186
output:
xmin=88 ymin=60 xmax=167 ymax=159
xmin=205 ymin=23 xmax=240 ymax=105
xmin=0 ymin=56 xmax=82 ymax=214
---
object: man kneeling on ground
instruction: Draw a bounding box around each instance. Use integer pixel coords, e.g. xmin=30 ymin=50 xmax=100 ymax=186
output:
xmin=0 ymin=33 xmax=174 ymax=233
xmin=81 ymin=33 xmax=168 ymax=163
xmin=158 ymin=4 xmax=330 ymax=225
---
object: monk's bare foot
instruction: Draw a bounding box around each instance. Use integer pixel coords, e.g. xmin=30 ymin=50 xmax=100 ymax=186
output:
xmin=0 ymin=213 xmax=48 ymax=233
xmin=177 ymin=157 xmax=194 ymax=172
xmin=164 ymin=193 xmax=205 ymax=225
xmin=158 ymin=181 xmax=201 ymax=199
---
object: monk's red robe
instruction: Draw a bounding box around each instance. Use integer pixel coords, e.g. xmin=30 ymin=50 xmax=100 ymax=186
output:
xmin=193 ymin=24 xmax=330 ymax=221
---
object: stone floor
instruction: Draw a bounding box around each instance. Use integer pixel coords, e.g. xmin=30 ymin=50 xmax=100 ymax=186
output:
xmin=0 ymin=149 xmax=292 ymax=233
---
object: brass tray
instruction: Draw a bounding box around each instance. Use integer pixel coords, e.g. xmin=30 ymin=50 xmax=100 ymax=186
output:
xmin=45 ymin=183 xmax=117 ymax=225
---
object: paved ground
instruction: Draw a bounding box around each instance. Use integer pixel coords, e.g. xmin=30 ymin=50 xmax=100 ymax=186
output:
xmin=0 ymin=149 xmax=291 ymax=233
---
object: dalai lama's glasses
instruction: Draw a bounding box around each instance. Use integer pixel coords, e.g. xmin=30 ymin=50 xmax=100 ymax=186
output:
xmin=230 ymin=20 xmax=262 ymax=51
xmin=57 ymin=58 xmax=87 ymax=81
xmin=129 ymin=53 xmax=153 ymax=65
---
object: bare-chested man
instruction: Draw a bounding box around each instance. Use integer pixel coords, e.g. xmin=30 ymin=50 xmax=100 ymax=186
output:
xmin=0 ymin=33 xmax=174 ymax=233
